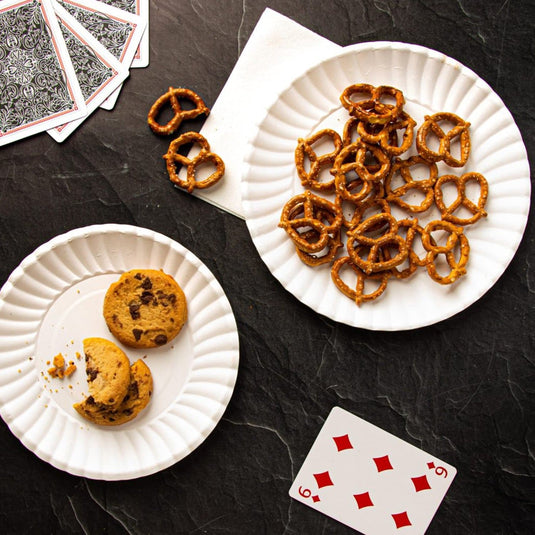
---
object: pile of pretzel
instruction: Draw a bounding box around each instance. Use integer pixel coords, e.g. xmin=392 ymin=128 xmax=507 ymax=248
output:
xmin=279 ymin=83 xmax=488 ymax=306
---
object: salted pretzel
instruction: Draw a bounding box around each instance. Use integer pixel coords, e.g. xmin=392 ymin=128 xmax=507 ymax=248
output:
xmin=416 ymin=112 xmax=471 ymax=167
xmin=163 ymin=132 xmax=224 ymax=193
xmin=148 ymin=87 xmax=210 ymax=135
xmin=387 ymin=218 xmax=428 ymax=279
xmin=331 ymin=255 xmax=390 ymax=306
xmin=434 ymin=172 xmax=488 ymax=225
xmin=340 ymin=83 xmax=405 ymax=125
xmin=295 ymin=214 xmax=343 ymax=266
xmin=295 ymin=129 xmax=342 ymax=192
xmin=377 ymin=111 xmax=416 ymax=156
xmin=342 ymin=196 xmax=391 ymax=230
xmin=333 ymin=141 xmax=391 ymax=188
xmin=421 ymin=220 xmax=470 ymax=284
xmin=279 ymin=191 xmax=342 ymax=253
xmin=384 ymin=157 xmax=437 ymax=214
xmin=346 ymin=213 xmax=408 ymax=274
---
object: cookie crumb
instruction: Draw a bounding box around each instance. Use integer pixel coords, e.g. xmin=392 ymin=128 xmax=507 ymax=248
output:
xmin=48 ymin=352 xmax=77 ymax=379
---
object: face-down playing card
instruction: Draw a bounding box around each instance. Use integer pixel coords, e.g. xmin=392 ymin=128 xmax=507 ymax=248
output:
xmin=95 ymin=0 xmax=149 ymax=68
xmin=47 ymin=0 xmax=129 ymax=141
xmin=0 ymin=0 xmax=86 ymax=146
xmin=55 ymin=0 xmax=146 ymax=110
xmin=289 ymin=407 xmax=457 ymax=534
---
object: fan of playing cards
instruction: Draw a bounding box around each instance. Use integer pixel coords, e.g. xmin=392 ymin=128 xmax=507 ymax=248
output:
xmin=0 ymin=0 xmax=149 ymax=146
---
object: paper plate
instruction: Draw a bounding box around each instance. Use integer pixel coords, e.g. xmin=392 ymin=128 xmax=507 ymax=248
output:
xmin=242 ymin=41 xmax=530 ymax=330
xmin=0 ymin=224 xmax=239 ymax=480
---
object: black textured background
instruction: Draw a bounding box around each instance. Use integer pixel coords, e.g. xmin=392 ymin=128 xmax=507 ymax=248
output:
xmin=0 ymin=1 xmax=534 ymax=534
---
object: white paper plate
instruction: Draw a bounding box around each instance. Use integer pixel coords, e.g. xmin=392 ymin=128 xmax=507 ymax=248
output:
xmin=0 ymin=224 xmax=239 ymax=480
xmin=242 ymin=41 xmax=531 ymax=331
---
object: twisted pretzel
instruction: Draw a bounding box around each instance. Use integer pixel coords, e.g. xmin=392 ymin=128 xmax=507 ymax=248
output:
xmin=332 ymin=141 xmax=391 ymax=190
xmin=421 ymin=220 xmax=470 ymax=284
xmin=416 ymin=112 xmax=471 ymax=167
xmin=331 ymin=255 xmax=390 ymax=306
xmin=384 ymin=156 xmax=438 ymax=214
xmin=148 ymin=87 xmax=210 ymax=135
xmin=388 ymin=218 xmax=426 ymax=279
xmin=295 ymin=129 xmax=342 ymax=192
xmin=279 ymin=191 xmax=342 ymax=253
xmin=163 ymin=132 xmax=225 ymax=193
xmin=295 ymin=213 xmax=343 ymax=266
xmin=346 ymin=213 xmax=408 ymax=274
xmin=340 ymin=83 xmax=405 ymax=125
xmin=434 ymin=172 xmax=488 ymax=225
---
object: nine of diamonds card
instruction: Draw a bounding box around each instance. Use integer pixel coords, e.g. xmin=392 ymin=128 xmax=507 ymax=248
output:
xmin=289 ymin=407 xmax=457 ymax=534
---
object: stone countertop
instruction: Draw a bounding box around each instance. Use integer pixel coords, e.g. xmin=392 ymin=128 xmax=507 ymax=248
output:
xmin=0 ymin=1 xmax=533 ymax=533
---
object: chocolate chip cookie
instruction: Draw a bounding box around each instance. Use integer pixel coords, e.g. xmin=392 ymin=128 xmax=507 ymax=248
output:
xmin=74 ymin=359 xmax=153 ymax=426
xmin=80 ymin=337 xmax=131 ymax=408
xmin=103 ymin=269 xmax=187 ymax=348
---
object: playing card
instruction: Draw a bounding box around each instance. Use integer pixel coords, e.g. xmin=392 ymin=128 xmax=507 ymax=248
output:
xmin=289 ymin=407 xmax=457 ymax=534
xmin=0 ymin=0 xmax=86 ymax=147
xmin=55 ymin=0 xmax=146 ymax=109
xmin=47 ymin=0 xmax=129 ymax=141
xmin=95 ymin=0 xmax=149 ymax=68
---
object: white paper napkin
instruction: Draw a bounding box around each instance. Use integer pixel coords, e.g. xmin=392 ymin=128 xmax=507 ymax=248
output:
xmin=180 ymin=8 xmax=341 ymax=218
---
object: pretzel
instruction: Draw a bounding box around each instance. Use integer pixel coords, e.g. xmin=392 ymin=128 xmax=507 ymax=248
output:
xmin=388 ymin=218 xmax=425 ymax=279
xmin=346 ymin=213 xmax=408 ymax=274
xmin=384 ymin=155 xmax=439 ymax=214
xmin=340 ymin=83 xmax=405 ymax=125
xmin=295 ymin=129 xmax=342 ymax=192
xmin=295 ymin=226 xmax=342 ymax=266
xmin=376 ymin=111 xmax=416 ymax=156
xmin=416 ymin=112 xmax=471 ymax=167
xmin=148 ymin=87 xmax=210 ymax=135
xmin=421 ymin=220 xmax=470 ymax=284
xmin=342 ymin=196 xmax=391 ymax=230
xmin=163 ymin=132 xmax=224 ymax=192
xmin=331 ymin=255 xmax=390 ymax=306
xmin=434 ymin=172 xmax=488 ymax=225
xmin=279 ymin=191 xmax=342 ymax=253
xmin=332 ymin=141 xmax=391 ymax=187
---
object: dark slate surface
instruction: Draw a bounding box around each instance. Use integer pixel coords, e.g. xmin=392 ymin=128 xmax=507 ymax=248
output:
xmin=0 ymin=1 xmax=534 ymax=534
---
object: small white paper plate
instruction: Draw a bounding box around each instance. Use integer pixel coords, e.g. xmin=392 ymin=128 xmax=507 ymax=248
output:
xmin=0 ymin=224 xmax=239 ymax=480
xmin=242 ymin=41 xmax=531 ymax=331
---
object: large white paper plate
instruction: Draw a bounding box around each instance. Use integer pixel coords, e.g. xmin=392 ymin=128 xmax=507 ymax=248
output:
xmin=0 ymin=224 xmax=239 ymax=480
xmin=242 ymin=41 xmax=531 ymax=331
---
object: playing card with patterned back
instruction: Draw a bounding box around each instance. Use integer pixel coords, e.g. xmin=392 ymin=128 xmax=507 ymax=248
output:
xmin=289 ymin=407 xmax=457 ymax=534
xmin=95 ymin=0 xmax=149 ymax=67
xmin=56 ymin=0 xmax=146 ymax=110
xmin=0 ymin=0 xmax=86 ymax=146
xmin=48 ymin=0 xmax=129 ymax=141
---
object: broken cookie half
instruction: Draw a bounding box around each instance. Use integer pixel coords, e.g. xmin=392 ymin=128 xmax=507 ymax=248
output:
xmin=74 ymin=337 xmax=153 ymax=426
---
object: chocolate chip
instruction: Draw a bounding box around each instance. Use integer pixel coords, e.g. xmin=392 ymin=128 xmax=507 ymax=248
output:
xmin=168 ymin=294 xmax=177 ymax=304
xmin=141 ymin=277 xmax=152 ymax=290
xmin=108 ymin=398 xmax=115 ymax=403
xmin=87 ymin=368 xmax=98 ymax=382
xmin=154 ymin=334 xmax=167 ymax=345
xmin=129 ymin=302 xmax=141 ymax=319
xmin=134 ymin=273 xmax=143 ymax=280
xmin=133 ymin=328 xmax=143 ymax=341
xmin=140 ymin=291 xmax=153 ymax=304
xmin=87 ymin=396 xmax=95 ymax=405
